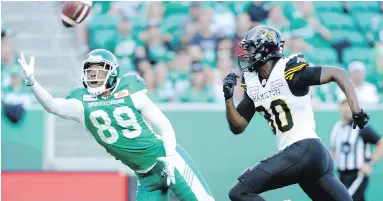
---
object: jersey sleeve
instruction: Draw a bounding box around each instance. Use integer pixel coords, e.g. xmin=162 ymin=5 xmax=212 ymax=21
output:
xmin=284 ymin=54 xmax=322 ymax=96
xmin=120 ymin=72 xmax=147 ymax=95
xmin=237 ymin=92 xmax=256 ymax=123
xmin=66 ymin=86 xmax=84 ymax=100
xmin=360 ymin=126 xmax=381 ymax=144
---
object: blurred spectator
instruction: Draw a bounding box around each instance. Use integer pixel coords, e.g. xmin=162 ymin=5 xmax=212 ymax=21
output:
xmin=2 ymin=69 xmax=35 ymax=108
xmin=234 ymin=13 xmax=252 ymax=56
xmin=87 ymin=10 xmax=120 ymax=51
xmin=179 ymin=64 xmax=214 ymax=103
xmin=139 ymin=21 xmax=173 ymax=64
xmin=169 ymin=49 xmax=192 ymax=100
xmin=2 ymin=101 xmax=25 ymax=124
xmin=211 ymin=51 xmax=234 ymax=103
xmin=217 ymin=37 xmax=234 ymax=54
xmin=1 ymin=68 xmax=36 ymax=124
xmin=336 ymin=61 xmax=380 ymax=105
xmin=139 ymin=20 xmax=173 ymax=65
xmin=181 ymin=2 xmax=202 ymax=45
xmin=212 ymin=2 xmax=236 ymax=38
xmin=371 ymin=42 xmax=383 ymax=93
xmin=190 ymin=7 xmax=219 ymax=68
xmin=284 ymin=35 xmax=313 ymax=56
xmin=147 ymin=2 xmax=165 ymax=24
xmin=142 ymin=67 xmax=163 ymax=102
xmin=112 ymin=1 xmax=141 ymax=19
xmin=155 ymin=63 xmax=176 ymax=102
xmin=139 ymin=2 xmax=165 ymax=27
xmin=247 ymin=1 xmax=270 ymax=24
xmin=263 ymin=6 xmax=290 ymax=38
xmin=289 ymin=2 xmax=332 ymax=47
xmin=136 ymin=59 xmax=152 ymax=77
xmin=1 ymin=27 xmax=17 ymax=88
xmin=79 ymin=1 xmax=383 ymax=104
xmin=370 ymin=13 xmax=383 ymax=44
xmin=112 ymin=15 xmax=139 ymax=74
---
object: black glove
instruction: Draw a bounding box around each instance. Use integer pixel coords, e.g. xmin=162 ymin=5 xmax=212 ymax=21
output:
xmin=223 ymin=71 xmax=239 ymax=100
xmin=352 ymin=109 xmax=370 ymax=129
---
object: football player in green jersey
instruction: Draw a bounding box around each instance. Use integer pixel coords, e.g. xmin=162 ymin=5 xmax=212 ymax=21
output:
xmin=18 ymin=49 xmax=215 ymax=201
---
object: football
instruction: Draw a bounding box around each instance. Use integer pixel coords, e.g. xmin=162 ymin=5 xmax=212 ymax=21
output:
xmin=61 ymin=1 xmax=92 ymax=28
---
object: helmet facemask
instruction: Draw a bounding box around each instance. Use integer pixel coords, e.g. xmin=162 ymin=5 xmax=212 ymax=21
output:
xmin=81 ymin=59 xmax=118 ymax=96
xmin=237 ymin=39 xmax=282 ymax=73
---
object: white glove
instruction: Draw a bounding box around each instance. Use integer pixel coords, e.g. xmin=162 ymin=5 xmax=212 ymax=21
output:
xmin=157 ymin=155 xmax=176 ymax=186
xmin=17 ymin=52 xmax=35 ymax=86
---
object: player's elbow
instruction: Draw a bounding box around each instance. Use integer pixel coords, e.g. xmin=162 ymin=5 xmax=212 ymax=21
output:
xmin=229 ymin=124 xmax=245 ymax=135
xmin=331 ymin=67 xmax=348 ymax=81
xmin=231 ymin=129 xmax=243 ymax=135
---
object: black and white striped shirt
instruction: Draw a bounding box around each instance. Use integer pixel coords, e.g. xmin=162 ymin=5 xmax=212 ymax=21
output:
xmin=330 ymin=121 xmax=381 ymax=171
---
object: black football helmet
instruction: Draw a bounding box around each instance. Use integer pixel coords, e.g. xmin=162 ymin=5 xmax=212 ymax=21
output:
xmin=237 ymin=25 xmax=285 ymax=73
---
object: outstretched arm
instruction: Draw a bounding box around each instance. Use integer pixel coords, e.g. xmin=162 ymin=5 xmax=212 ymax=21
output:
xmin=131 ymin=90 xmax=176 ymax=156
xmin=131 ymin=90 xmax=176 ymax=185
xmin=18 ymin=52 xmax=83 ymax=121
xmin=287 ymin=64 xmax=369 ymax=128
xmin=30 ymin=82 xmax=83 ymax=120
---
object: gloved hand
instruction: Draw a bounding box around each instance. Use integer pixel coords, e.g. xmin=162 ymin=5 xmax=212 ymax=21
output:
xmin=157 ymin=155 xmax=176 ymax=186
xmin=352 ymin=109 xmax=370 ymax=129
xmin=17 ymin=52 xmax=35 ymax=86
xmin=223 ymin=71 xmax=239 ymax=100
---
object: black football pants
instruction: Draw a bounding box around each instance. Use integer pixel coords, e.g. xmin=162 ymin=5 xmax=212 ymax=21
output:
xmin=228 ymin=138 xmax=352 ymax=201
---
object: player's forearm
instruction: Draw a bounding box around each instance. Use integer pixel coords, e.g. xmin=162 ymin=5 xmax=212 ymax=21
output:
xmin=370 ymin=139 xmax=383 ymax=165
xmin=320 ymin=67 xmax=361 ymax=114
xmin=29 ymin=81 xmax=60 ymax=113
xmin=135 ymin=92 xmax=177 ymax=155
xmin=225 ymin=99 xmax=246 ymax=134
xmin=29 ymin=81 xmax=80 ymax=119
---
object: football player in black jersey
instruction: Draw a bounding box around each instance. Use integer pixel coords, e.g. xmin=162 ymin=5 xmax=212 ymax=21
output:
xmin=223 ymin=25 xmax=369 ymax=201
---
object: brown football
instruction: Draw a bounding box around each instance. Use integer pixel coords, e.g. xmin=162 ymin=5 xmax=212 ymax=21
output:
xmin=61 ymin=1 xmax=92 ymax=28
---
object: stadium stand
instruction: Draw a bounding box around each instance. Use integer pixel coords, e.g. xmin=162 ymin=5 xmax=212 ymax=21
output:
xmin=76 ymin=1 xmax=383 ymax=104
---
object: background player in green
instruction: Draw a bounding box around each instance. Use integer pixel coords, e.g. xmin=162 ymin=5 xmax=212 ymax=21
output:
xmin=18 ymin=49 xmax=215 ymax=201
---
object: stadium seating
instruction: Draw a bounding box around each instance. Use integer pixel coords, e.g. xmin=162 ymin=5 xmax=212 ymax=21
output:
xmin=314 ymin=1 xmax=344 ymax=13
xmin=342 ymin=47 xmax=373 ymax=64
xmin=331 ymin=29 xmax=368 ymax=47
xmin=353 ymin=12 xmax=380 ymax=31
xmin=319 ymin=12 xmax=356 ymax=30
xmin=305 ymin=47 xmax=339 ymax=66
xmin=346 ymin=1 xmax=380 ymax=13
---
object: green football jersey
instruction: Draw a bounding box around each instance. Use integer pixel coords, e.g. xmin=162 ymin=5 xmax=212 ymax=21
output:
xmin=66 ymin=73 xmax=166 ymax=171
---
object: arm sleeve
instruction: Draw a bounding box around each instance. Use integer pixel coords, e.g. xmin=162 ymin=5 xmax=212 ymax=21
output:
xmin=29 ymin=81 xmax=83 ymax=121
xmin=131 ymin=90 xmax=176 ymax=156
xmin=284 ymin=54 xmax=322 ymax=89
xmin=360 ymin=126 xmax=381 ymax=144
xmin=236 ymin=92 xmax=256 ymax=123
xmin=287 ymin=67 xmax=322 ymax=88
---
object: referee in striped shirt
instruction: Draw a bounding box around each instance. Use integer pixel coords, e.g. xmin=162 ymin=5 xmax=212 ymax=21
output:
xmin=330 ymin=99 xmax=383 ymax=201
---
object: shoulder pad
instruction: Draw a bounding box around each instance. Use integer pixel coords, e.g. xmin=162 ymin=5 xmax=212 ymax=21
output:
xmin=119 ymin=72 xmax=147 ymax=94
xmin=284 ymin=54 xmax=310 ymax=81
xmin=66 ymin=86 xmax=86 ymax=100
